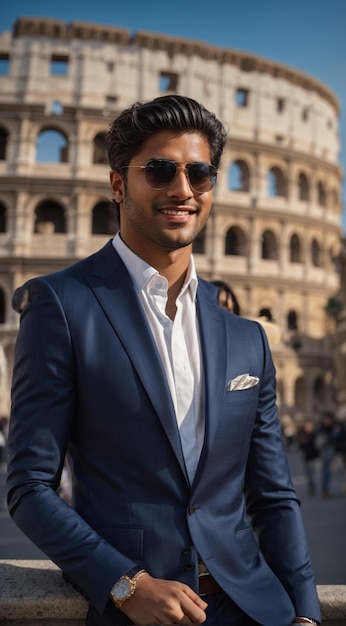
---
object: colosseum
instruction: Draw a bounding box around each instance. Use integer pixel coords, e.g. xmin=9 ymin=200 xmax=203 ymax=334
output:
xmin=0 ymin=16 xmax=344 ymax=430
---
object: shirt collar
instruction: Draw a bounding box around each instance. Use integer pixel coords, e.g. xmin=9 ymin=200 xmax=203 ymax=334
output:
xmin=112 ymin=232 xmax=198 ymax=300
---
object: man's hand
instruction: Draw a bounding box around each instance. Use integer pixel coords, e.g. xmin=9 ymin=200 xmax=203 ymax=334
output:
xmin=121 ymin=573 xmax=208 ymax=625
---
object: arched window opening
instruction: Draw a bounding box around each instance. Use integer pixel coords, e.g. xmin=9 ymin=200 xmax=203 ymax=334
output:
xmin=34 ymin=200 xmax=66 ymax=233
xmin=261 ymin=230 xmax=278 ymax=260
xmin=225 ymin=226 xmax=247 ymax=256
xmin=0 ymin=127 xmax=8 ymax=160
xmin=311 ymin=238 xmax=321 ymax=268
xmin=235 ymin=88 xmax=249 ymax=107
xmin=313 ymin=376 xmax=325 ymax=406
xmin=159 ymin=71 xmax=178 ymax=93
xmin=192 ymin=226 xmax=206 ymax=254
xmin=294 ymin=377 xmax=305 ymax=410
xmin=92 ymin=201 xmax=118 ymax=235
xmin=228 ymin=160 xmax=250 ymax=192
xmin=298 ymin=172 xmax=309 ymax=201
xmin=268 ymin=167 xmax=286 ymax=197
xmin=36 ymin=129 xmax=68 ymax=163
xmin=290 ymin=233 xmax=301 ymax=263
xmin=258 ymin=308 xmax=273 ymax=322
xmin=93 ymin=133 xmax=108 ymax=165
xmin=51 ymin=100 xmax=63 ymax=115
xmin=0 ymin=288 xmax=5 ymax=324
xmin=0 ymin=203 xmax=6 ymax=232
xmin=287 ymin=310 xmax=298 ymax=331
xmin=317 ymin=181 xmax=326 ymax=207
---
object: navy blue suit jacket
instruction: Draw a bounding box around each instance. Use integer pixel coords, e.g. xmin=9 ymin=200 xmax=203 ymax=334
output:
xmin=7 ymin=241 xmax=320 ymax=625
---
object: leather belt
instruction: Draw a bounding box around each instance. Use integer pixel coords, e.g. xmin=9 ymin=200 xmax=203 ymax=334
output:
xmin=198 ymin=573 xmax=222 ymax=596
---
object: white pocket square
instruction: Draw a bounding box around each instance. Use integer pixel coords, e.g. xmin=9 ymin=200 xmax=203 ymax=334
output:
xmin=227 ymin=373 xmax=260 ymax=391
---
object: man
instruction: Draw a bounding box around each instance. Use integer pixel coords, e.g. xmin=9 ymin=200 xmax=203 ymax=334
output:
xmin=7 ymin=95 xmax=320 ymax=626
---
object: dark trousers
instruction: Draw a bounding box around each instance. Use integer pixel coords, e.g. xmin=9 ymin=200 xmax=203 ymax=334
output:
xmin=86 ymin=591 xmax=261 ymax=625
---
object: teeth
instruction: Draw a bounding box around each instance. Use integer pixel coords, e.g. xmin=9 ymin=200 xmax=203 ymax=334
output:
xmin=161 ymin=209 xmax=190 ymax=216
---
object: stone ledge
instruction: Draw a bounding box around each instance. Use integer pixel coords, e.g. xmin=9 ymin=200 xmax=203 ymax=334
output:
xmin=0 ymin=560 xmax=345 ymax=624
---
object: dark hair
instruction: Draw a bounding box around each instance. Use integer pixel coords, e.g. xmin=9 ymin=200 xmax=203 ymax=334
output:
xmin=106 ymin=95 xmax=227 ymax=172
xmin=211 ymin=280 xmax=241 ymax=316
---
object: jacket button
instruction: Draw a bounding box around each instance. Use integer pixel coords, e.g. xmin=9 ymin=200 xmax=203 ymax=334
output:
xmin=185 ymin=562 xmax=195 ymax=572
xmin=188 ymin=504 xmax=197 ymax=515
xmin=182 ymin=547 xmax=192 ymax=555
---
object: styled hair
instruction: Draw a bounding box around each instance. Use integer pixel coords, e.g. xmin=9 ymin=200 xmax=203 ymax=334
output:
xmin=106 ymin=95 xmax=227 ymax=172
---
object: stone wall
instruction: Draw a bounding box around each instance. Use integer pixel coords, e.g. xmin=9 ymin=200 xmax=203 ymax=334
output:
xmin=0 ymin=560 xmax=345 ymax=625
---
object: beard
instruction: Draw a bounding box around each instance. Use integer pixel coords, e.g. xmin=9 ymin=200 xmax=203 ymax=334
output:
xmin=120 ymin=186 xmax=211 ymax=251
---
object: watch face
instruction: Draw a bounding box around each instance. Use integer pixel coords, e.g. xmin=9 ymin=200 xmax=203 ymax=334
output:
xmin=113 ymin=577 xmax=131 ymax=600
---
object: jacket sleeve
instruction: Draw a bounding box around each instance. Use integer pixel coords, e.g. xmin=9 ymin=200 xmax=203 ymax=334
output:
xmin=7 ymin=278 xmax=135 ymax=614
xmin=244 ymin=323 xmax=320 ymax=621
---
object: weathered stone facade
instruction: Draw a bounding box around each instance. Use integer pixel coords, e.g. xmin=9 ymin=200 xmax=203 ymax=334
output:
xmin=0 ymin=17 xmax=343 ymax=427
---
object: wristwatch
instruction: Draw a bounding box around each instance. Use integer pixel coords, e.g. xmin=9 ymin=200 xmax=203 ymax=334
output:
xmin=110 ymin=566 xmax=147 ymax=609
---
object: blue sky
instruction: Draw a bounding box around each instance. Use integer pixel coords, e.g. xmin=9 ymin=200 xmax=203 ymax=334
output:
xmin=2 ymin=0 xmax=346 ymax=231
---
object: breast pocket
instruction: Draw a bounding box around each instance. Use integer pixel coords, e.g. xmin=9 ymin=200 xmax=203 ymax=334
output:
xmin=225 ymin=385 xmax=260 ymax=404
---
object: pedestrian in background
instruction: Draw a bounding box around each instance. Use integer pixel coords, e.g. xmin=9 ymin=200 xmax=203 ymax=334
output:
xmin=297 ymin=419 xmax=320 ymax=496
xmin=210 ymin=280 xmax=241 ymax=315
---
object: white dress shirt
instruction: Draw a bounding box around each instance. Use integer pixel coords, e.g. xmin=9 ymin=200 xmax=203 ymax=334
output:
xmin=113 ymin=233 xmax=205 ymax=483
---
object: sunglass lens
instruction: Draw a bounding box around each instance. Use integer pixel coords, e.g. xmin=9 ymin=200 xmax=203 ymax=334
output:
xmin=145 ymin=160 xmax=176 ymax=188
xmin=188 ymin=164 xmax=217 ymax=192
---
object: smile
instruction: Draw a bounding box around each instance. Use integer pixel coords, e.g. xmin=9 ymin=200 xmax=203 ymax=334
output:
xmin=160 ymin=209 xmax=195 ymax=216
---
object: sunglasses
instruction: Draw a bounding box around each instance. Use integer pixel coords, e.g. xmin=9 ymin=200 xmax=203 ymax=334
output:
xmin=121 ymin=159 xmax=217 ymax=194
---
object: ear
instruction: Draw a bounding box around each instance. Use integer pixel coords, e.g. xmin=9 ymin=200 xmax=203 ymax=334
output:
xmin=110 ymin=171 xmax=125 ymax=204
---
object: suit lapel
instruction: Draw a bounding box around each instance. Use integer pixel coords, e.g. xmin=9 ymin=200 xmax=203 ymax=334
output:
xmin=193 ymin=281 xmax=229 ymax=485
xmin=85 ymin=242 xmax=188 ymax=482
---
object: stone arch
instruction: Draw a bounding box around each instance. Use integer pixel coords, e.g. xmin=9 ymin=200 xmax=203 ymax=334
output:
xmin=317 ymin=180 xmax=326 ymax=207
xmin=258 ymin=307 xmax=273 ymax=321
xmin=225 ymin=226 xmax=247 ymax=256
xmin=0 ymin=127 xmax=8 ymax=161
xmin=93 ymin=132 xmax=108 ymax=165
xmin=34 ymin=199 xmax=66 ymax=233
xmin=0 ymin=286 xmax=5 ymax=324
xmin=298 ymin=171 xmax=310 ymax=201
xmin=268 ymin=166 xmax=286 ymax=197
xmin=228 ymin=160 xmax=250 ymax=192
xmin=289 ymin=233 xmax=301 ymax=263
xmin=92 ymin=200 xmax=118 ymax=235
xmin=0 ymin=202 xmax=6 ymax=232
xmin=261 ymin=229 xmax=278 ymax=260
xmin=311 ymin=238 xmax=321 ymax=267
xmin=312 ymin=375 xmax=326 ymax=407
xmin=294 ymin=376 xmax=306 ymax=412
xmin=287 ymin=310 xmax=298 ymax=330
xmin=36 ymin=127 xmax=69 ymax=163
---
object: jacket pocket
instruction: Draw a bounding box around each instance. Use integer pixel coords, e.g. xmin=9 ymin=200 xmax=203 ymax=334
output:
xmin=236 ymin=527 xmax=260 ymax=567
xmin=96 ymin=526 xmax=144 ymax=561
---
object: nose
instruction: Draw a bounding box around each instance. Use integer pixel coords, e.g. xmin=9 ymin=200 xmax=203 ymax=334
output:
xmin=166 ymin=166 xmax=193 ymax=199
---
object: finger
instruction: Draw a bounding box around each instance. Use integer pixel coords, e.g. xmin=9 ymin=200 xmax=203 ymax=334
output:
xmin=182 ymin=586 xmax=208 ymax=610
xmin=180 ymin=593 xmax=207 ymax=623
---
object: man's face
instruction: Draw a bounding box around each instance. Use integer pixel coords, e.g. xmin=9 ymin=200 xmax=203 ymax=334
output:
xmin=110 ymin=130 xmax=214 ymax=257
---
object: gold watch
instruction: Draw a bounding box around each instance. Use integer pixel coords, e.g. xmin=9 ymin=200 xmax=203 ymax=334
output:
xmin=110 ymin=567 xmax=146 ymax=609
